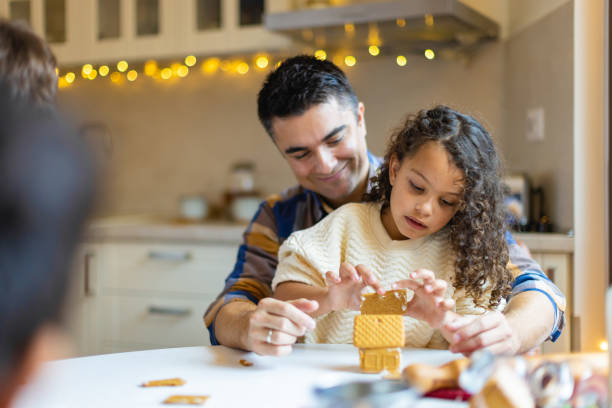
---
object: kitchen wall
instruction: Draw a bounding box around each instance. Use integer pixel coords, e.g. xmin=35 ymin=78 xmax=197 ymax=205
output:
xmin=501 ymin=1 xmax=573 ymax=232
xmin=58 ymin=45 xmax=504 ymax=218
xmin=57 ymin=1 xmax=573 ymax=232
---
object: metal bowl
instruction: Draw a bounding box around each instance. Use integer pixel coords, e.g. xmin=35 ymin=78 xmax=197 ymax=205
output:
xmin=313 ymin=380 xmax=419 ymax=408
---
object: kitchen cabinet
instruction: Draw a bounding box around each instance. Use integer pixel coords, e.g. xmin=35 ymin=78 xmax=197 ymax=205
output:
xmin=65 ymin=226 xmax=242 ymax=356
xmin=0 ymin=0 xmax=290 ymax=65
xmin=531 ymin=251 xmax=573 ymax=354
xmin=65 ymin=243 xmax=105 ymax=356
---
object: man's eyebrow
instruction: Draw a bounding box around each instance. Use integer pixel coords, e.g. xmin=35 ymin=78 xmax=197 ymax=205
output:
xmin=284 ymin=125 xmax=346 ymax=155
xmin=411 ymin=168 xmax=462 ymax=196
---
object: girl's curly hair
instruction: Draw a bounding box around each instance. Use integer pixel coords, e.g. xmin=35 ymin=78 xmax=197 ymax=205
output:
xmin=364 ymin=106 xmax=512 ymax=308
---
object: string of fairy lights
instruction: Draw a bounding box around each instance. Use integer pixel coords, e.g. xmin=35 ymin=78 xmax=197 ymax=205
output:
xmin=55 ymin=16 xmax=438 ymax=89
xmin=56 ymin=47 xmax=436 ymax=89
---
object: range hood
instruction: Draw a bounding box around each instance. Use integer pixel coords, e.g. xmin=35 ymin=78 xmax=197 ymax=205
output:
xmin=264 ymin=0 xmax=499 ymax=58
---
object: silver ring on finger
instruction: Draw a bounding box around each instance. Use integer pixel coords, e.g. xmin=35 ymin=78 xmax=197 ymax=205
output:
xmin=266 ymin=329 xmax=273 ymax=344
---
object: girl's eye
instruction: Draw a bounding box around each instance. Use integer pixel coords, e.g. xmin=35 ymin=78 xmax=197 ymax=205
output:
xmin=410 ymin=181 xmax=424 ymax=192
xmin=440 ymin=199 xmax=457 ymax=207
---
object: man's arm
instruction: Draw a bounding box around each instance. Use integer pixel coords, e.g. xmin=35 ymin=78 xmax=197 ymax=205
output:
xmin=446 ymin=231 xmax=565 ymax=355
xmin=203 ymin=195 xmax=316 ymax=355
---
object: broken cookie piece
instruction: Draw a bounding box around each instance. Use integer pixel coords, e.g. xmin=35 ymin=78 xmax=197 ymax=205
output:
xmin=141 ymin=378 xmax=186 ymax=387
xmin=163 ymin=395 xmax=210 ymax=405
xmin=360 ymin=289 xmax=408 ymax=315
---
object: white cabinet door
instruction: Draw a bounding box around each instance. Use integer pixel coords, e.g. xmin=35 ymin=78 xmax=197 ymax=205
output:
xmin=96 ymin=240 xmax=238 ymax=353
xmin=65 ymin=243 xmax=105 ymax=356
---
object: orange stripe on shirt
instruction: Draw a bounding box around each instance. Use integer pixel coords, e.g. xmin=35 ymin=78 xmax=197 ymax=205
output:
xmin=246 ymin=231 xmax=280 ymax=254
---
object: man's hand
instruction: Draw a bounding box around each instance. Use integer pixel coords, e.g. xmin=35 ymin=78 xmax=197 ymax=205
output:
xmin=324 ymin=262 xmax=384 ymax=312
xmin=393 ymin=269 xmax=455 ymax=329
xmin=444 ymin=311 xmax=520 ymax=356
xmin=244 ymin=297 xmax=318 ymax=356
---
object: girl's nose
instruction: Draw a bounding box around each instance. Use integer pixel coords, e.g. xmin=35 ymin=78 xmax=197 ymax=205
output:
xmin=416 ymin=198 xmax=433 ymax=216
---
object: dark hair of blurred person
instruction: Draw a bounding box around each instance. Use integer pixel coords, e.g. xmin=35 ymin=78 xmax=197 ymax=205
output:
xmin=0 ymin=18 xmax=57 ymax=107
xmin=0 ymin=85 xmax=96 ymax=408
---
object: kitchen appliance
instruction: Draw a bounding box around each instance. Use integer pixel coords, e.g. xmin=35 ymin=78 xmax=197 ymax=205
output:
xmin=265 ymin=0 xmax=499 ymax=59
xmin=502 ymin=174 xmax=530 ymax=231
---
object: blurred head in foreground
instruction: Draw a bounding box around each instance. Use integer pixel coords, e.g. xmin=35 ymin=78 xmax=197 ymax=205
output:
xmin=0 ymin=87 xmax=96 ymax=408
xmin=0 ymin=18 xmax=57 ymax=108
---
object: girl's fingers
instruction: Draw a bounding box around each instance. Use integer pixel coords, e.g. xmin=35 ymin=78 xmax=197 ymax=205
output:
xmin=412 ymin=269 xmax=436 ymax=283
xmin=339 ymin=262 xmax=358 ymax=281
xmin=355 ymin=264 xmax=384 ymax=294
xmin=325 ymin=271 xmax=340 ymax=285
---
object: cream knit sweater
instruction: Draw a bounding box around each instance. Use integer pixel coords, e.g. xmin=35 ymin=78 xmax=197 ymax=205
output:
xmin=272 ymin=202 xmax=494 ymax=349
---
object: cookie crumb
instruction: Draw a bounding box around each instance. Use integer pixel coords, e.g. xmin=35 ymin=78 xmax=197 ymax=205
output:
xmin=239 ymin=359 xmax=253 ymax=367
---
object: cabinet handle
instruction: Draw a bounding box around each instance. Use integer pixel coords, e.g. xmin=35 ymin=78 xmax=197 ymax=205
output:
xmin=545 ymin=267 xmax=556 ymax=282
xmin=147 ymin=251 xmax=192 ymax=261
xmin=84 ymin=252 xmax=95 ymax=296
xmin=148 ymin=306 xmax=192 ymax=317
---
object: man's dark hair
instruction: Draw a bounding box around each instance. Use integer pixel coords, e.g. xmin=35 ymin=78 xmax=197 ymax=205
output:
xmin=0 ymin=86 xmax=96 ymax=382
xmin=257 ymin=55 xmax=359 ymax=137
xmin=0 ymin=18 xmax=58 ymax=107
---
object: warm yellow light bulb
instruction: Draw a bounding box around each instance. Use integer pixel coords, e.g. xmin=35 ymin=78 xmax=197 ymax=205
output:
xmin=185 ymin=55 xmax=197 ymax=67
xmin=177 ymin=65 xmax=189 ymax=78
xmin=82 ymin=64 xmax=93 ymax=76
xmin=65 ymin=72 xmax=76 ymax=83
xmin=314 ymin=50 xmax=327 ymax=60
xmin=117 ymin=60 xmax=128 ymax=72
xmin=396 ymin=18 xmax=406 ymax=27
xmin=600 ymin=340 xmax=609 ymax=351
xmin=344 ymin=55 xmax=356 ymax=67
xmin=57 ymin=77 xmax=69 ymax=88
xmin=110 ymin=72 xmax=122 ymax=83
xmin=396 ymin=55 xmax=407 ymax=66
xmin=220 ymin=60 xmax=232 ymax=72
xmin=201 ymin=58 xmax=220 ymax=75
xmin=424 ymin=49 xmax=435 ymax=60
xmin=160 ymin=68 xmax=172 ymax=80
xmin=99 ymin=65 xmax=110 ymax=77
xmin=144 ymin=60 xmax=158 ymax=76
xmin=255 ymin=56 xmax=269 ymax=69
xmin=368 ymin=45 xmax=380 ymax=56
xmin=344 ymin=23 xmax=354 ymax=33
xmin=236 ymin=62 xmax=249 ymax=75
xmin=87 ymin=69 xmax=98 ymax=80
xmin=126 ymin=70 xmax=138 ymax=81
xmin=425 ymin=13 xmax=434 ymax=27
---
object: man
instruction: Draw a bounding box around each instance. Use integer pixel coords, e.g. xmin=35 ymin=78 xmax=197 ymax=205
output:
xmin=0 ymin=92 xmax=96 ymax=408
xmin=204 ymin=55 xmax=565 ymax=356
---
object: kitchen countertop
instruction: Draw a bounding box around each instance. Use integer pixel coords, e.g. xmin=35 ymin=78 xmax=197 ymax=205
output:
xmin=85 ymin=215 xmax=574 ymax=252
xmin=13 ymin=345 xmax=466 ymax=408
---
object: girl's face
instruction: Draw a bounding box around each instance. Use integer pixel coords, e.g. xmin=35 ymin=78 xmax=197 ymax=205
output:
xmin=382 ymin=141 xmax=465 ymax=240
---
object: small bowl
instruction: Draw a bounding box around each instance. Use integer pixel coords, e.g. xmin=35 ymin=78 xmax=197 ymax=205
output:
xmin=313 ymin=380 xmax=418 ymax=408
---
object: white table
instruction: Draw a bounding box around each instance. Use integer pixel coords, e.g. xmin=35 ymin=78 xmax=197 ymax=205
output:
xmin=13 ymin=344 xmax=468 ymax=408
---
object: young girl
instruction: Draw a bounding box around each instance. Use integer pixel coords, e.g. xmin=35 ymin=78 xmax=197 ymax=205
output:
xmin=272 ymin=105 xmax=513 ymax=348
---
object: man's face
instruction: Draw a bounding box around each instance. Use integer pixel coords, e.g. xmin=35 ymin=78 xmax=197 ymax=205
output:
xmin=270 ymin=98 xmax=369 ymax=207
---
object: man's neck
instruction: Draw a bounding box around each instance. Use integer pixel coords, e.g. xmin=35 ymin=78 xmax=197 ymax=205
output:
xmin=327 ymin=165 xmax=370 ymax=209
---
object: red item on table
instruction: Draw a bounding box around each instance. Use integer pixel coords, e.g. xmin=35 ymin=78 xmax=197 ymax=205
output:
xmin=424 ymin=388 xmax=472 ymax=401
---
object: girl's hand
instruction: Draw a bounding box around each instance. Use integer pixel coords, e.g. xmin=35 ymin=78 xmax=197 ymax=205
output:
xmin=324 ymin=262 xmax=384 ymax=312
xmin=393 ymin=269 xmax=455 ymax=329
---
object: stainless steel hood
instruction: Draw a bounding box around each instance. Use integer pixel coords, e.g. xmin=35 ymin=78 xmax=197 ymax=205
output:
xmin=264 ymin=0 xmax=499 ymax=58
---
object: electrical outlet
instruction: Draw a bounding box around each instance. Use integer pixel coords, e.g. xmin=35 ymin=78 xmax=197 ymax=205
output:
xmin=526 ymin=107 xmax=545 ymax=142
